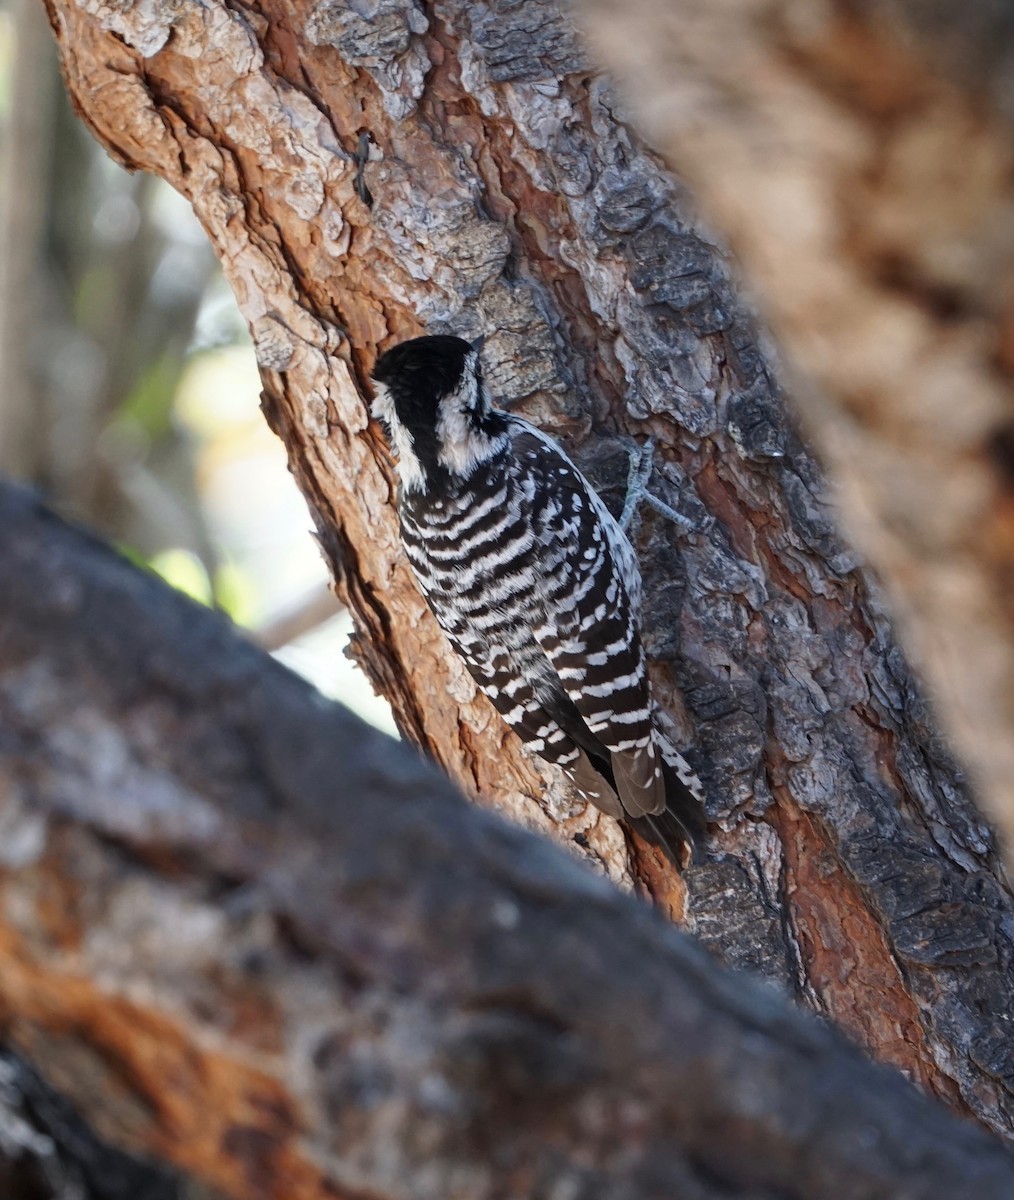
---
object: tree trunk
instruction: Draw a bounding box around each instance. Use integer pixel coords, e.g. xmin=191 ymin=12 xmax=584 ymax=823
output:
xmin=39 ymin=0 xmax=1014 ymax=1144
xmin=574 ymin=0 xmax=1014 ymax=852
xmin=3 ymin=479 xmax=1014 ymax=1199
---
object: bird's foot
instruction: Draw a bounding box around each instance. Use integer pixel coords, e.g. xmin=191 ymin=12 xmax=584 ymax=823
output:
xmin=620 ymin=439 xmax=696 ymax=534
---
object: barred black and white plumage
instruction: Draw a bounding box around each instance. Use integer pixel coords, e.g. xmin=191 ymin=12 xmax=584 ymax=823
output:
xmin=371 ymin=334 xmax=705 ymax=863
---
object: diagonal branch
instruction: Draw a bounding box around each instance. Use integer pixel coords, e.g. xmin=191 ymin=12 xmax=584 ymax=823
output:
xmin=1 ymin=478 xmax=1013 ymax=1197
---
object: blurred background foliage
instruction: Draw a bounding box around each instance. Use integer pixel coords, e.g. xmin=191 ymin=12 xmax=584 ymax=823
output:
xmin=0 ymin=0 xmax=395 ymax=733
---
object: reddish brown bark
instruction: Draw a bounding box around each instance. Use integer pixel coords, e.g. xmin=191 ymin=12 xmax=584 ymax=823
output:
xmin=37 ymin=0 xmax=1014 ymax=1149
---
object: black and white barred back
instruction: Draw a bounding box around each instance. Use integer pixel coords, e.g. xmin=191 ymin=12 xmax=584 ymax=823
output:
xmin=371 ymin=334 xmax=705 ymax=862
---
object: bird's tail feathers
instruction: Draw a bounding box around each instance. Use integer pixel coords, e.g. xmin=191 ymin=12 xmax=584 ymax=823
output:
xmin=634 ymin=760 xmax=707 ymax=866
xmin=632 ymin=799 xmax=702 ymax=868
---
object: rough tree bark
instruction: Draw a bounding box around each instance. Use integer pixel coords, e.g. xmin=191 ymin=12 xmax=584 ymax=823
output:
xmin=3 ymin=480 xmax=1014 ymax=1199
xmin=38 ymin=0 xmax=1014 ymax=1146
xmin=574 ymin=0 xmax=1014 ymax=850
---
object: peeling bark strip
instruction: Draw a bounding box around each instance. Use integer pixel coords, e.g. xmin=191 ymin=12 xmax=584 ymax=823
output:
xmin=39 ymin=0 xmax=1014 ymax=1138
xmin=2 ymin=483 xmax=1014 ymax=1199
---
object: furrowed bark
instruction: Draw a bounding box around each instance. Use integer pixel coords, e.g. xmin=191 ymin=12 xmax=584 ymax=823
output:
xmin=2 ymin=480 xmax=1014 ymax=1199
xmin=573 ymin=0 xmax=1014 ymax=857
xmin=40 ymin=0 xmax=1014 ymax=1142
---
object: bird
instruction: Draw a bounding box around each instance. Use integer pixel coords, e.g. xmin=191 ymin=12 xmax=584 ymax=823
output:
xmin=370 ymin=333 xmax=706 ymax=864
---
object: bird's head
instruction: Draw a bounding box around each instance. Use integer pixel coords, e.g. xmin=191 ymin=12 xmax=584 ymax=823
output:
xmin=371 ymin=334 xmax=506 ymax=492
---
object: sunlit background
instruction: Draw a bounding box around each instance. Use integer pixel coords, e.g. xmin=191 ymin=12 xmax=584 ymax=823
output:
xmin=0 ymin=0 xmax=396 ymax=735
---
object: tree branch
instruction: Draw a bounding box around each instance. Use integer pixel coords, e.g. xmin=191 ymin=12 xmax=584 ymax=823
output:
xmin=1 ymin=478 xmax=1013 ymax=1197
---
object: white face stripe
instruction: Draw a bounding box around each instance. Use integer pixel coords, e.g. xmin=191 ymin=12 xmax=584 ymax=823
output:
xmin=372 ymin=380 xmax=425 ymax=492
xmin=435 ymin=351 xmax=506 ymax=478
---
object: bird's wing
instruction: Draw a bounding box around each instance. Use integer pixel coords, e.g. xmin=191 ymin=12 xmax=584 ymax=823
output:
xmin=508 ymin=426 xmax=665 ymax=820
xmin=421 ymin=599 xmax=625 ymax=817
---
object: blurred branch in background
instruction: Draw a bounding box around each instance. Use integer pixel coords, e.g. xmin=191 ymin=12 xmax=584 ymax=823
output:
xmin=0 ymin=0 xmax=220 ymax=569
xmin=252 ymin=583 xmax=343 ymax=652
xmin=0 ymin=0 xmax=51 ymax=491
xmin=3 ymin=479 xmax=1014 ymax=1200
xmin=0 ymin=0 xmax=391 ymax=732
